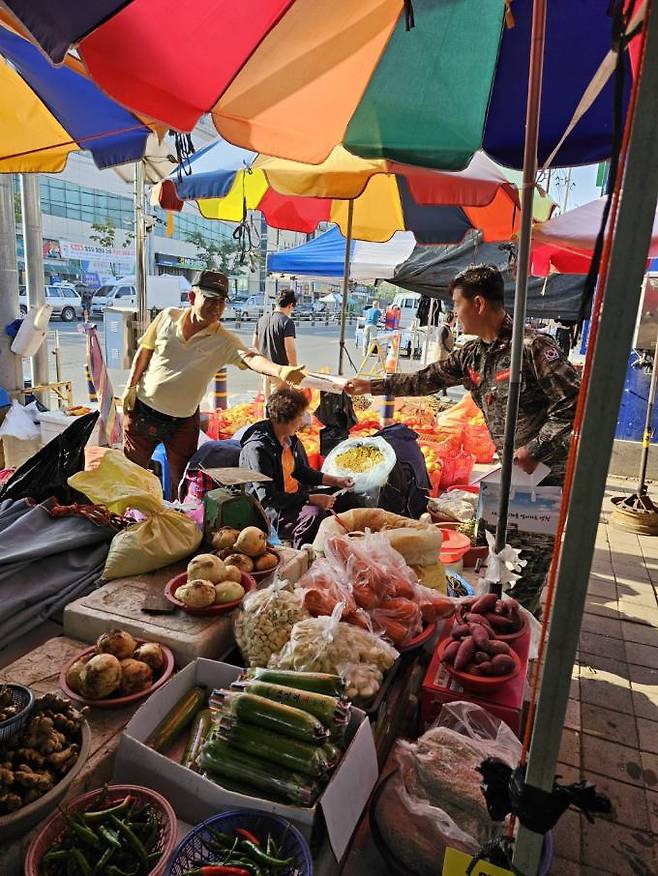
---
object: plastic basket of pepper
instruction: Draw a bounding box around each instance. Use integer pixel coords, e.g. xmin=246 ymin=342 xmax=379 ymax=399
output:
xmin=166 ymin=809 xmax=313 ymax=876
xmin=25 ymin=784 xmax=178 ymax=876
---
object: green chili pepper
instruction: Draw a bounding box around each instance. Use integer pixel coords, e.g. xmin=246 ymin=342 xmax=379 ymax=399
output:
xmin=239 ymin=840 xmax=294 ymax=869
xmin=72 ymin=847 xmax=92 ymax=876
xmin=110 ymin=815 xmax=148 ymax=863
xmin=82 ymin=796 xmax=132 ymax=824
xmin=95 ymin=845 xmax=116 ymax=872
xmin=64 ymin=814 xmax=100 ymax=849
xmin=98 ymin=825 xmax=122 ymax=850
xmin=43 ymin=849 xmax=69 ymax=863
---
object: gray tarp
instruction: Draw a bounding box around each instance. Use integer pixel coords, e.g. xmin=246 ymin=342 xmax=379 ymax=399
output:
xmin=0 ymin=498 xmax=113 ymax=648
xmin=391 ymin=233 xmax=589 ymax=321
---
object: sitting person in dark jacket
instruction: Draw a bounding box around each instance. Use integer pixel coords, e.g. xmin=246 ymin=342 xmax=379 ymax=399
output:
xmin=239 ymin=387 xmax=354 ymax=548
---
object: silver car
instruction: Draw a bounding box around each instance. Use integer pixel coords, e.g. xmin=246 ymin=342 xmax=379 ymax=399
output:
xmin=19 ymin=285 xmax=83 ymax=322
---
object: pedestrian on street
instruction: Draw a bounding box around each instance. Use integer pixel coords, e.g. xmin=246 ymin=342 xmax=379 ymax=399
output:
xmin=554 ymin=318 xmax=576 ymax=358
xmin=437 ymin=311 xmax=456 ymax=397
xmin=362 ymin=298 xmax=382 ymax=355
xmin=121 ymin=270 xmax=304 ymax=496
xmin=253 ymin=288 xmax=298 ymax=398
xmin=346 ymin=264 xmax=580 ymax=615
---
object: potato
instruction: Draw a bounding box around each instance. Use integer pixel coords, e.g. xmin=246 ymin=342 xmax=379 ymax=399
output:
xmin=175 ymin=579 xmax=216 ymax=608
xmin=187 ymin=553 xmax=226 ymax=584
xmin=79 ymin=653 xmax=121 ymax=699
xmin=133 ymin=642 xmax=165 ymax=674
xmin=65 ymin=657 xmax=89 ymax=694
xmin=223 ymin=564 xmax=243 ymax=584
xmin=224 ymin=553 xmax=254 ymax=573
xmin=214 ymin=580 xmax=245 ymax=604
xmin=119 ymin=658 xmax=153 ymax=694
xmin=96 ymin=629 xmax=137 ymax=660
xmin=235 ymin=526 xmax=268 ymax=558
xmin=254 ymin=552 xmax=279 ymax=572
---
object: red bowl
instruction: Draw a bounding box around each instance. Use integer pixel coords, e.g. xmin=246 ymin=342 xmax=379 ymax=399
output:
xmin=25 ymin=784 xmax=177 ymax=876
xmin=60 ymin=641 xmax=175 ymax=709
xmin=494 ymin=612 xmax=530 ymax=645
xmin=165 ymin=571 xmax=255 ymax=615
xmin=398 ymin=621 xmax=437 ymax=652
xmin=437 ymin=637 xmax=522 ymax=694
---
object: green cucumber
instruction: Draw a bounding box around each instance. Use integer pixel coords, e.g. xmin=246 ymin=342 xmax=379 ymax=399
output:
xmin=146 ymin=686 xmax=206 ymax=753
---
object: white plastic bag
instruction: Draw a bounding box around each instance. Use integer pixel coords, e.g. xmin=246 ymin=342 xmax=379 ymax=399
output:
xmin=322 ymin=436 xmax=396 ymax=494
xmin=372 ymin=702 xmax=521 ymax=875
xmin=0 ymin=401 xmax=40 ymax=441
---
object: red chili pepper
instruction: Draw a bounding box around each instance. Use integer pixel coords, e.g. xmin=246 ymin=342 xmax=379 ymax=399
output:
xmin=234 ymin=827 xmax=260 ymax=845
xmin=181 ymin=867 xmax=250 ymax=876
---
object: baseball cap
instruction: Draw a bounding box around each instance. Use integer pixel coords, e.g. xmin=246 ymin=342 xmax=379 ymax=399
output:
xmin=191 ymin=270 xmax=229 ymax=298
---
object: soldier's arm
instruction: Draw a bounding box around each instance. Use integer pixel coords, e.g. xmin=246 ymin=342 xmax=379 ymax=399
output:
xmin=525 ymin=336 xmax=580 ymax=463
xmin=369 ymin=347 xmax=466 ymax=396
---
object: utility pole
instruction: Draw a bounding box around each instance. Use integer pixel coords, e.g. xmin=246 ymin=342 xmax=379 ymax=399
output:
xmin=0 ymin=175 xmax=24 ymax=393
xmin=20 ymin=173 xmax=49 ymax=394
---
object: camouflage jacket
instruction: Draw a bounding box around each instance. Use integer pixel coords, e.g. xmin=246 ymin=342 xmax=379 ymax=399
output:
xmin=370 ymin=315 xmax=580 ymax=482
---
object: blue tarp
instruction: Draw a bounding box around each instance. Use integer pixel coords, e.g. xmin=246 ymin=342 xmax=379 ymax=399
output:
xmin=267 ymin=227 xmax=353 ymax=277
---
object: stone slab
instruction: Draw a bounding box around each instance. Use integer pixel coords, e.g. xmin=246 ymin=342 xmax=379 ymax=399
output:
xmin=0 ymin=636 xmax=139 ymax=875
xmin=63 ymin=547 xmax=309 ymax=666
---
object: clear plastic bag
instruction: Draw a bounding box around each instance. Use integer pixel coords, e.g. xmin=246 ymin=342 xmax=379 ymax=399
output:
xmin=295 ymin=558 xmax=371 ymax=629
xmin=68 ymin=449 xmax=202 ymax=579
xmin=234 ymin=575 xmax=308 ymax=667
xmin=321 ymin=436 xmax=396 ymax=493
xmin=271 ymin=602 xmax=398 ymax=681
xmin=372 ymin=702 xmax=521 ymax=875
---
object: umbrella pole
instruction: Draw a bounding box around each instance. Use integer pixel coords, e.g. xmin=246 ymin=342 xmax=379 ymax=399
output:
xmin=338 ymin=199 xmax=354 ymax=375
xmin=135 ymin=159 xmax=148 ymax=333
xmin=637 ymin=326 xmax=658 ymax=497
xmin=492 ymin=0 xmax=547 ymax=588
xmin=514 ymin=7 xmax=658 ymax=871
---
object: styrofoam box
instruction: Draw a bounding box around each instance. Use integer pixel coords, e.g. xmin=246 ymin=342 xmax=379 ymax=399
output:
xmin=38 ymin=410 xmax=101 ymax=448
xmin=114 ymin=659 xmax=379 ymax=861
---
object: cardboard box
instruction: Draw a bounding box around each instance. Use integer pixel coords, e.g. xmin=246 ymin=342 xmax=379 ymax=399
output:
xmin=114 ymin=659 xmax=378 ymax=861
xmin=477 ymin=464 xmax=562 ymax=536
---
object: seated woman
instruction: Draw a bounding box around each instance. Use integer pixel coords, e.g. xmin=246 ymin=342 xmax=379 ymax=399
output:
xmin=239 ymin=387 xmax=353 ymax=548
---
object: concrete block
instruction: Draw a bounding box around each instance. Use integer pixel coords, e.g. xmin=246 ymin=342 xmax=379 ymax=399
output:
xmin=609 ymin=439 xmax=658 ymax=480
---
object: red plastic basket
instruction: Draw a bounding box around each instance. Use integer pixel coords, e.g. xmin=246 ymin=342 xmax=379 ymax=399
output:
xmin=25 ymin=784 xmax=178 ymax=876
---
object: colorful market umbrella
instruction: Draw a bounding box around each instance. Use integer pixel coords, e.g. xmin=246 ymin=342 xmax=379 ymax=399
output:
xmin=155 ymin=138 xmax=552 ymax=245
xmin=0 ymin=24 xmax=149 ymax=172
xmin=531 ymin=197 xmax=658 ymax=276
xmin=1 ymin=1 xmax=632 ymax=172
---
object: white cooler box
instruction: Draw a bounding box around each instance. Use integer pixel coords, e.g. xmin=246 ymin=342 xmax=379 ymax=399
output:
xmin=38 ymin=409 xmax=102 ymax=448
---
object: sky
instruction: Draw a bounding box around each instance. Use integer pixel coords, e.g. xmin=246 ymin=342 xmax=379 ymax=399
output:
xmin=547 ymin=163 xmax=602 ymax=213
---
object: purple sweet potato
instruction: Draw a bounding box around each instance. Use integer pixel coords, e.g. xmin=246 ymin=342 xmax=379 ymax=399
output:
xmin=477 ymin=661 xmax=493 ymax=675
xmin=442 ymin=639 xmax=461 ymax=663
xmin=450 ymin=623 xmax=471 ymax=640
xmin=470 ymin=624 xmax=491 ymax=649
xmin=474 ymin=651 xmax=489 ymax=665
xmin=454 ymin=636 xmax=476 ymax=671
xmin=490 ymin=654 xmax=516 ymax=676
xmin=470 ymin=593 xmax=498 ymax=615
xmin=484 ymin=640 xmax=513 ymax=657
xmin=484 ymin=612 xmax=515 ymax=630
xmin=464 ymin=663 xmax=482 ymax=675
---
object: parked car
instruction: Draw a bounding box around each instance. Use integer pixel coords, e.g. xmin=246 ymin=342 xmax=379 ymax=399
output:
xmin=91 ymin=275 xmax=191 ymax=317
xmin=19 ymin=284 xmax=83 ymax=322
xmin=237 ymin=294 xmax=265 ymax=321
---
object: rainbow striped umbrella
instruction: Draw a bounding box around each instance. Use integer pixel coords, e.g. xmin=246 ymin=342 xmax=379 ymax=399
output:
xmin=2 ymin=0 xmax=631 ymax=172
xmin=156 ymin=138 xmax=554 ymax=245
xmin=0 ymin=24 xmax=149 ymax=172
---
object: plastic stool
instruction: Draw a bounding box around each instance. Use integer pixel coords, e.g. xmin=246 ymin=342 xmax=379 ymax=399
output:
xmin=149 ymin=443 xmax=171 ymax=499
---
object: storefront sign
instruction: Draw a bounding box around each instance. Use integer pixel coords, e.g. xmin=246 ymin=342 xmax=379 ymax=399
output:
xmin=155 ymin=252 xmax=205 ymax=269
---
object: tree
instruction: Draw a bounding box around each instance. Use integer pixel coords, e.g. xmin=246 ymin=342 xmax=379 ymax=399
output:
xmin=89 ymin=219 xmax=118 ymax=249
xmin=186 ymin=231 xmax=244 ymax=275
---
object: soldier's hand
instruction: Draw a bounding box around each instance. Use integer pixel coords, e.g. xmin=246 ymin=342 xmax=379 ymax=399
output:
xmin=514 ymin=445 xmax=539 ymax=474
xmin=344 ymin=378 xmax=372 ymax=396
xmin=278 ymin=364 xmax=306 ymax=385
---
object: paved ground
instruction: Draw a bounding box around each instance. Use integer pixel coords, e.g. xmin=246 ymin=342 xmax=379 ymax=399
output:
xmin=549 ymin=480 xmax=658 ymax=875
xmin=41 ymin=318 xmax=431 ymax=407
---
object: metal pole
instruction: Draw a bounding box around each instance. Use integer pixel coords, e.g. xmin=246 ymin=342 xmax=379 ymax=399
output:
xmin=513 ymin=7 xmax=658 ymax=872
xmin=20 ymin=174 xmax=49 ymax=399
xmin=0 ymin=176 xmax=24 ymax=392
xmin=53 ymin=329 xmax=63 ymax=409
xmin=637 ymin=325 xmax=658 ymax=496
xmin=337 ymin=199 xmax=354 ymax=376
xmin=493 ymin=0 xmax=548 ymax=574
xmin=134 ymin=160 xmax=148 ymax=333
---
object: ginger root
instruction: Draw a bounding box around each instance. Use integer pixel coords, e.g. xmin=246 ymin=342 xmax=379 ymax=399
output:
xmin=14 ymin=764 xmax=54 ymax=792
xmin=0 ymin=791 xmax=21 ymax=813
xmin=49 ymin=745 xmax=78 ymax=772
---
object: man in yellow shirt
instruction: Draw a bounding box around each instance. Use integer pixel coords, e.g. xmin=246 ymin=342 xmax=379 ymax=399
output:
xmin=122 ymin=270 xmax=304 ymax=494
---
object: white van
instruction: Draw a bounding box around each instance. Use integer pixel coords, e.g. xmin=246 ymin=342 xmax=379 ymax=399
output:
xmin=91 ymin=275 xmax=191 ymax=317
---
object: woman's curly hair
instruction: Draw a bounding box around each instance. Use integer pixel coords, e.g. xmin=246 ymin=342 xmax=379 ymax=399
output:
xmin=266 ymin=387 xmax=309 ymax=424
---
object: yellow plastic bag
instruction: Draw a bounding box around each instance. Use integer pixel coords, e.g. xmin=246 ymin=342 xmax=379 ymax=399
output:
xmin=69 ymin=450 xmax=202 ymax=579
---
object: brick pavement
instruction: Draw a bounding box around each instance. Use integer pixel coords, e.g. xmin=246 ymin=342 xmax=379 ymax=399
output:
xmin=549 ymin=481 xmax=658 ymax=875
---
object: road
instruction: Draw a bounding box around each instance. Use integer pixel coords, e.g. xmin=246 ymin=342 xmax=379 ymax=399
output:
xmin=40 ymin=317 xmax=438 ymax=407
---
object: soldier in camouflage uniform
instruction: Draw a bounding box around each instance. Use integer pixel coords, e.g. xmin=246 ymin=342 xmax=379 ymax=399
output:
xmin=346 ymin=264 xmax=580 ymax=616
